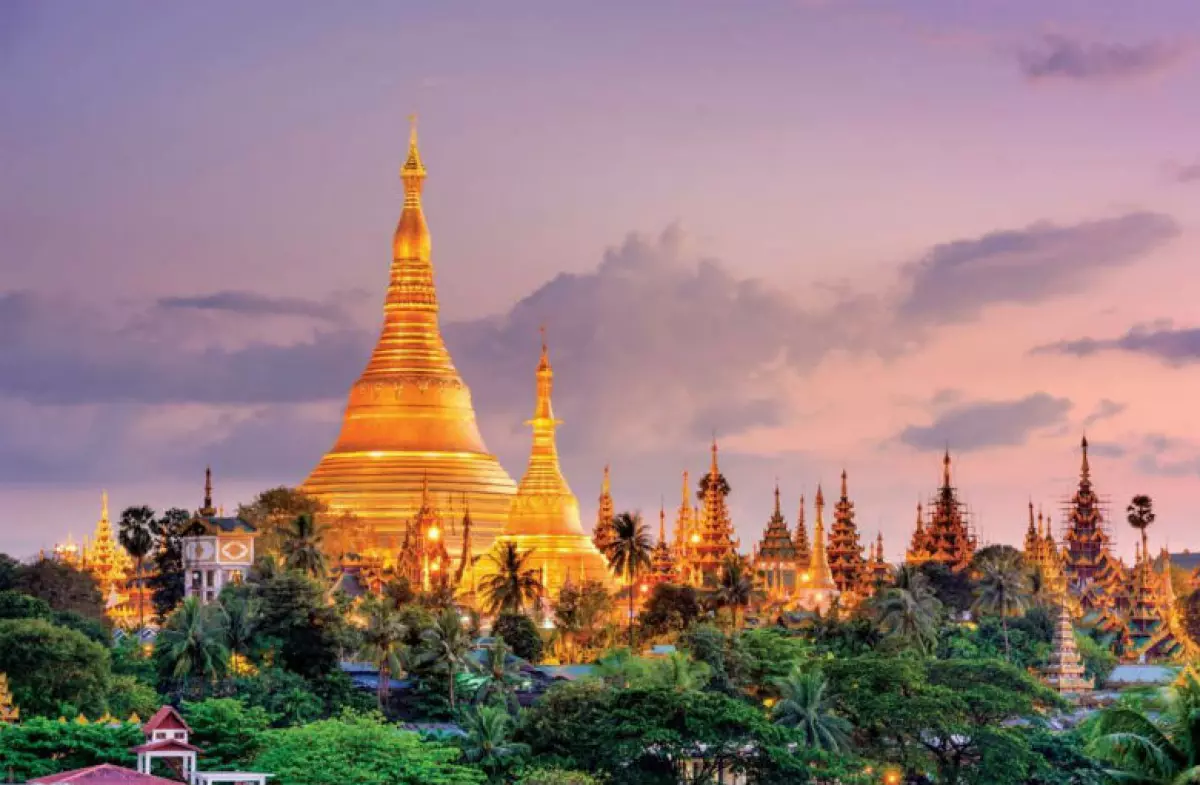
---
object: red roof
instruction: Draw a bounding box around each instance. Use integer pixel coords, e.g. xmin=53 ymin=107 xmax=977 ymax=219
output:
xmin=142 ymin=706 xmax=191 ymax=736
xmin=31 ymin=764 xmax=181 ymax=785
xmin=131 ymin=739 xmax=203 ymax=754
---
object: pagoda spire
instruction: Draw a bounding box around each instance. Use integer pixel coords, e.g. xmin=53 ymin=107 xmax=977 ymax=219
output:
xmin=200 ymin=466 xmax=215 ymax=516
xmin=101 ymin=490 xmax=109 ymax=523
xmin=807 ymin=485 xmax=837 ymax=590
xmin=1079 ymin=434 xmax=1091 ymax=483
xmin=593 ymin=464 xmax=616 ymax=553
xmin=793 ymin=494 xmax=810 ymax=562
xmin=658 ymin=500 xmax=668 ymax=545
xmin=942 ymin=450 xmax=952 ymax=488
xmin=828 ymin=469 xmax=867 ymax=595
xmin=773 ymin=481 xmax=782 ymax=518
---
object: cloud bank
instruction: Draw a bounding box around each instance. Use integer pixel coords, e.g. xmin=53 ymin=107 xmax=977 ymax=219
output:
xmin=1016 ymin=35 xmax=1190 ymax=83
xmin=898 ymin=393 xmax=1073 ymax=452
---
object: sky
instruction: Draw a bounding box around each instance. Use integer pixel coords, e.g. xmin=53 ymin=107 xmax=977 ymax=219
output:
xmin=3 ymin=0 xmax=1200 ymax=561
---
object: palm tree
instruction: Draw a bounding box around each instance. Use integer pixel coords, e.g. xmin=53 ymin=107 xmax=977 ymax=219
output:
xmin=602 ymin=512 xmax=653 ymax=648
xmin=648 ymin=650 xmax=711 ymax=692
xmin=281 ymin=513 xmax=327 ymax=578
xmin=472 ymin=637 xmax=524 ymax=711
xmin=1088 ymin=670 xmax=1200 ymax=783
xmin=459 ymin=704 xmax=532 ymax=783
xmin=480 ymin=542 xmax=543 ymax=616
xmin=874 ymin=568 xmax=941 ymax=654
xmin=1127 ymin=494 xmax=1156 ymax=562
xmin=118 ymin=505 xmax=156 ymax=632
xmin=592 ymin=647 xmax=648 ymax=689
xmin=421 ymin=607 xmax=472 ymax=712
xmin=155 ymin=596 xmax=229 ymax=693
xmin=770 ymin=666 xmax=852 ymax=753
xmin=714 ymin=555 xmax=755 ymax=632
xmin=359 ymin=593 xmax=407 ymax=709
xmin=216 ymin=591 xmax=259 ymax=667
xmin=972 ymin=551 xmax=1031 ymax=660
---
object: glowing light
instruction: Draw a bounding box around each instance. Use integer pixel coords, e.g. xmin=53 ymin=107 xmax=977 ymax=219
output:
xmin=691 ymin=534 xmax=701 ymax=544
xmin=762 ymin=697 xmax=776 ymax=708
xmin=427 ymin=526 xmax=440 ymax=541
xmin=640 ymin=584 xmax=649 ymax=593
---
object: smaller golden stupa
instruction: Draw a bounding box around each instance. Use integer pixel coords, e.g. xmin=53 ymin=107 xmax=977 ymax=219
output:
xmin=495 ymin=331 xmax=611 ymax=597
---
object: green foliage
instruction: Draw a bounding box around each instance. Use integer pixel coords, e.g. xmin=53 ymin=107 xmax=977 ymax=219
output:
xmin=515 ymin=768 xmax=602 ymax=785
xmin=459 ymin=704 xmax=531 ymax=782
xmin=637 ymin=583 xmax=701 ymax=639
xmin=679 ymin=623 xmax=738 ymax=694
xmin=552 ymin=579 xmax=612 ymax=660
xmin=1086 ymin=668 xmax=1200 ymax=784
xmin=252 ymin=712 xmax=484 ymax=785
xmin=493 ymin=612 xmax=544 ymax=664
xmin=0 ymin=590 xmax=52 ymax=620
xmin=12 ymin=558 xmax=105 ymax=621
xmin=148 ymin=507 xmax=196 ymax=620
xmin=737 ymin=628 xmax=810 ymax=695
xmin=154 ymin=596 xmax=229 ymax=691
xmin=520 ymin=682 xmax=859 ymax=784
xmin=229 ymin=668 xmax=325 ymax=726
xmin=1076 ymin=631 xmax=1117 ymax=684
xmin=237 ymin=486 xmax=326 ymax=556
xmin=0 ymin=618 xmax=111 ymax=717
xmin=770 ymin=667 xmax=851 ymax=752
xmin=110 ymin=636 xmax=157 ymax=685
xmin=602 ymin=512 xmax=654 ymax=647
xmin=53 ymin=609 xmax=110 ymax=645
xmin=183 ymin=698 xmax=274 ymax=768
xmin=0 ymin=717 xmax=142 ymax=780
xmin=280 ymin=514 xmax=327 ymax=578
xmin=0 ymin=554 xmax=18 ymax=590
xmin=253 ymin=570 xmax=347 ymax=679
xmin=918 ymin=561 xmax=974 ymax=615
xmin=480 ymin=542 xmax=543 ymax=616
xmin=105 ymin=674 xmax=160 ymax=720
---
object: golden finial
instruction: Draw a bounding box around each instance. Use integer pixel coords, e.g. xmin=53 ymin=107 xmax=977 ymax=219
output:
xmin=942 ymin=450 xmax=952 ymax=487
xmin=840 ymin=469 xmax=848 ymax=499
xmin=773 ymin=481 xmax=781 ymax=516
xmin=101 ymin=490 xmax=109 ymax=522
xmin=403 ymin=114 xmax=425 ymax=179
xmin=659 ymin=500 xmax=667 ymax=544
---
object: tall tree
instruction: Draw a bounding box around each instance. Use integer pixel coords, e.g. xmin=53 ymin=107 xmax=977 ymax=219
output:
xmin=972 ymin=551 xmax=1031 ymax=661
xmin=480 ymin=542 xmax=543 ymax=616
xmin=155 ymin=596 xmax=229 ymax=694
xmin=237 ymin=487 xmax=327 ymax=555
xmin=874 ymin=567 xmax=942 ymax=655
xmin=602 ymin=512 xmax=653 ymax=648
xmin=460 ymin=705 xmax=531 ymax=783
xmin=358 ymin=593 xmax=407 ymax=710
xmin=770 ymin=666 xmax=851 ymax=753
xmin=1127 ymin=494 xmax=1156 ymax=562
xmin=149 ymin=507 xmax=196 ymax=620
xmin=13 ymin=558 xmax=104 ymax=621
xmin=118 ymin=506 xmax=156 ymax=631
xmin=280 ymin=513 xmax=327 ymax=578
xmin=420 ymin=608 xmax=472 ymax=712
xmin=1089 ymin=668 xmax=1200 ymax=784
xmin=472 ymin=637 xmax=523 ymax=712
xmin=713 ymin=555 xmax=755 ymax=632
xmin=216 ymin=589 xmax=260 ymax=666
xmin=0 ymin=619 xmax=111 ymax=717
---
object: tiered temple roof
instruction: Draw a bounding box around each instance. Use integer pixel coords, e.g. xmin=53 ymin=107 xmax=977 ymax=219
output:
xmin=906 ymin=452 xmax=976 ymax=572
xmin=592 ymin=465 xmax=616 ymax=555
xmin=1041 ymin=600 xmax=1094 ymax=694
xmin=690 ymin=440 xmax=737 ymax=587
xmin=868 ymin=532 xmax=891 ymax=586
xmin=1023 ymin=502 xmax=1067 ymax=598
xmin=648 ymin=504 xmax=679 ymax=587
xmin=790 ymin=486 xmax=839 ymax=613
xmin=396 ymin=475 xmax=452 ymax=592
xmin=793 ymin=494 xmax=811 ymax=567
xmin=753 ymin=484 xmax=799 ymax=599
xmin=1062 ymin=437 xmax=1123 ymax=590
xmin=80 ymin=491 xmax=132 ymax=608
xmin=827 ymin=471 xmax=867 ymax=595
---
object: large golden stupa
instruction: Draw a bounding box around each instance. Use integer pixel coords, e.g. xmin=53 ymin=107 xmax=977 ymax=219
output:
xmin=497 ymin=334 xmax=611 ymax=597
xmin=301 ymin=120 xmax=517 ymax=555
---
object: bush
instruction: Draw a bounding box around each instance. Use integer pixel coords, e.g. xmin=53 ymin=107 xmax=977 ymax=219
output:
xmin=0 ymin=618 xmax=111 ymax=717
xmin=0 ymin=717 xmax=141 ymax=780
xmin=105 ymin=675 xmax=160 ymax=720
xmin=494 ymin=612 xmax=544 ymax=664
xmin=516 ymin=768 xmax=602 ymax=785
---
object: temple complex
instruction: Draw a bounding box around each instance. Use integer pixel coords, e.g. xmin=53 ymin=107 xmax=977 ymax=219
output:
xmin=493 ymin=335 xmax=611 ymax=598
xmin=906 ymin=452 xmax=976 ymax=572
xmin=827 ymin=471 xmax=868 ymax=597
xmin=592 ymin=466 xmax=616 ymax=555
xmin=753 ymin=484 xmax=799 ymax=599
xmin=301 ymin=120 xmax=517 ymax=558
xmin=1041 ymin=600 xmax=1093 ymax=694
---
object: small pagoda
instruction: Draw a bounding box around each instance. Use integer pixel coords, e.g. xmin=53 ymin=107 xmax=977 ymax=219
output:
xmin=1041 ymin=601 xmax=1093 ymax=694
xmin=753 ymin=484 xmax=799 ymax=599
xmin=592 ymin=465 xmax=616 ymax=555
xmin=790 ymin=486 xmax=839 ymax=614
xmin=1061 ymin=437 xmax=1123 ymax=591
xmin=827 ymin=471 xmax=867 ymax=596
xmin=396 ymin=475 xmax=452 ymax=593
xmin=868 ymin=532 xmax=891 ymax=586
xmin=646 ymin=504 xmax=680 ymax=589
xmin=1023 ymin=503 xmax=1067 ymax=598
xmin=906 ymin=452 xmax=976 ymax=573
xmin=793 ymin=494 xmax=811 ymax=568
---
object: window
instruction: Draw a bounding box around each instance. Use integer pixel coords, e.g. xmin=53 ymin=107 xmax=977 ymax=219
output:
xmin=205 ymin=570 xmax=214 ymax=587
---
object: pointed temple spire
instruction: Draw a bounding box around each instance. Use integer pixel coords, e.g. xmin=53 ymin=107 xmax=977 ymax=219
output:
xmin=906 ymin=452 xmax=975 ymax=572
xmin=793 ymin=493 xmax=810 ymax=563
xmin=690 ymin=438 xmax=735 ymax=586
xmin=1080 ymin=433 xmax=1090 ymax=483
xmin=942 ymin=449 xmax=952 ymax=488
xmin=499 ymin=334 xmax=611 ymax=597
xmin=828 ymin=469 xmax=867 ymax=595
xmin=1041 ymin=598 xmax=1093 ymax=694
xmin=807 ymin=485 xmax=837 ymax=591
xmin=753 ymin=482 xmax=797 ymax=599
xmin=302 ymin=121 xmax=517 ymax=559
xmin=593 ymin=464 xmax=616 ymax=553
xmin=201 ymin=466 xmax=215 ymax=516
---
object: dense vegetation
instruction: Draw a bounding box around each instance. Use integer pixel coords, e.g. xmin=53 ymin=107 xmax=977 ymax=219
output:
xmin=0 ymin=491 xmax=1192 ymax=784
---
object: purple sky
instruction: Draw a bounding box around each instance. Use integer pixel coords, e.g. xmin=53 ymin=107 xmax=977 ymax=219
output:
xmin=3 ymin=0 xmax=1200 ymax=561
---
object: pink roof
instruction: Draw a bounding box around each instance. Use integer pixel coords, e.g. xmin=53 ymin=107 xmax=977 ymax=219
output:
xmin=31 ymin=764 xmax=181 ymax=785
xmin=131 ymin=739 xmax=203 ymax=754
xmin=142 ymin=706 xmax=191 ymax=735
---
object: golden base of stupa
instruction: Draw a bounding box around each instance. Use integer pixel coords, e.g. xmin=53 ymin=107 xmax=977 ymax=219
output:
xmin=498 ymin=533 xmax=612 ymax=598
xmin=303 ymin=450 xmax=516 ymax=553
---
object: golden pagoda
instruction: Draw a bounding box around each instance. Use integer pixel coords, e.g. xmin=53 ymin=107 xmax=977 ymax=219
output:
xmin=494 ymin=333 xmax=611 ymax=597
xmin=791 ymin=485 xmax=838 ymax=613
xmin=1041 ymin=599 xmax=1093 ymax=694
xmin=690 ymin=440 xmax=737 ymax=587
xmin=753 ymin=484 xmax=799 ymax=599
xmin=301 ymin=119 xmax=517 ymax=556
xmin=905 ymin=452 xmax=976 ymax=572
xmin=646 ymin=503 xmax=679 ymax=589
